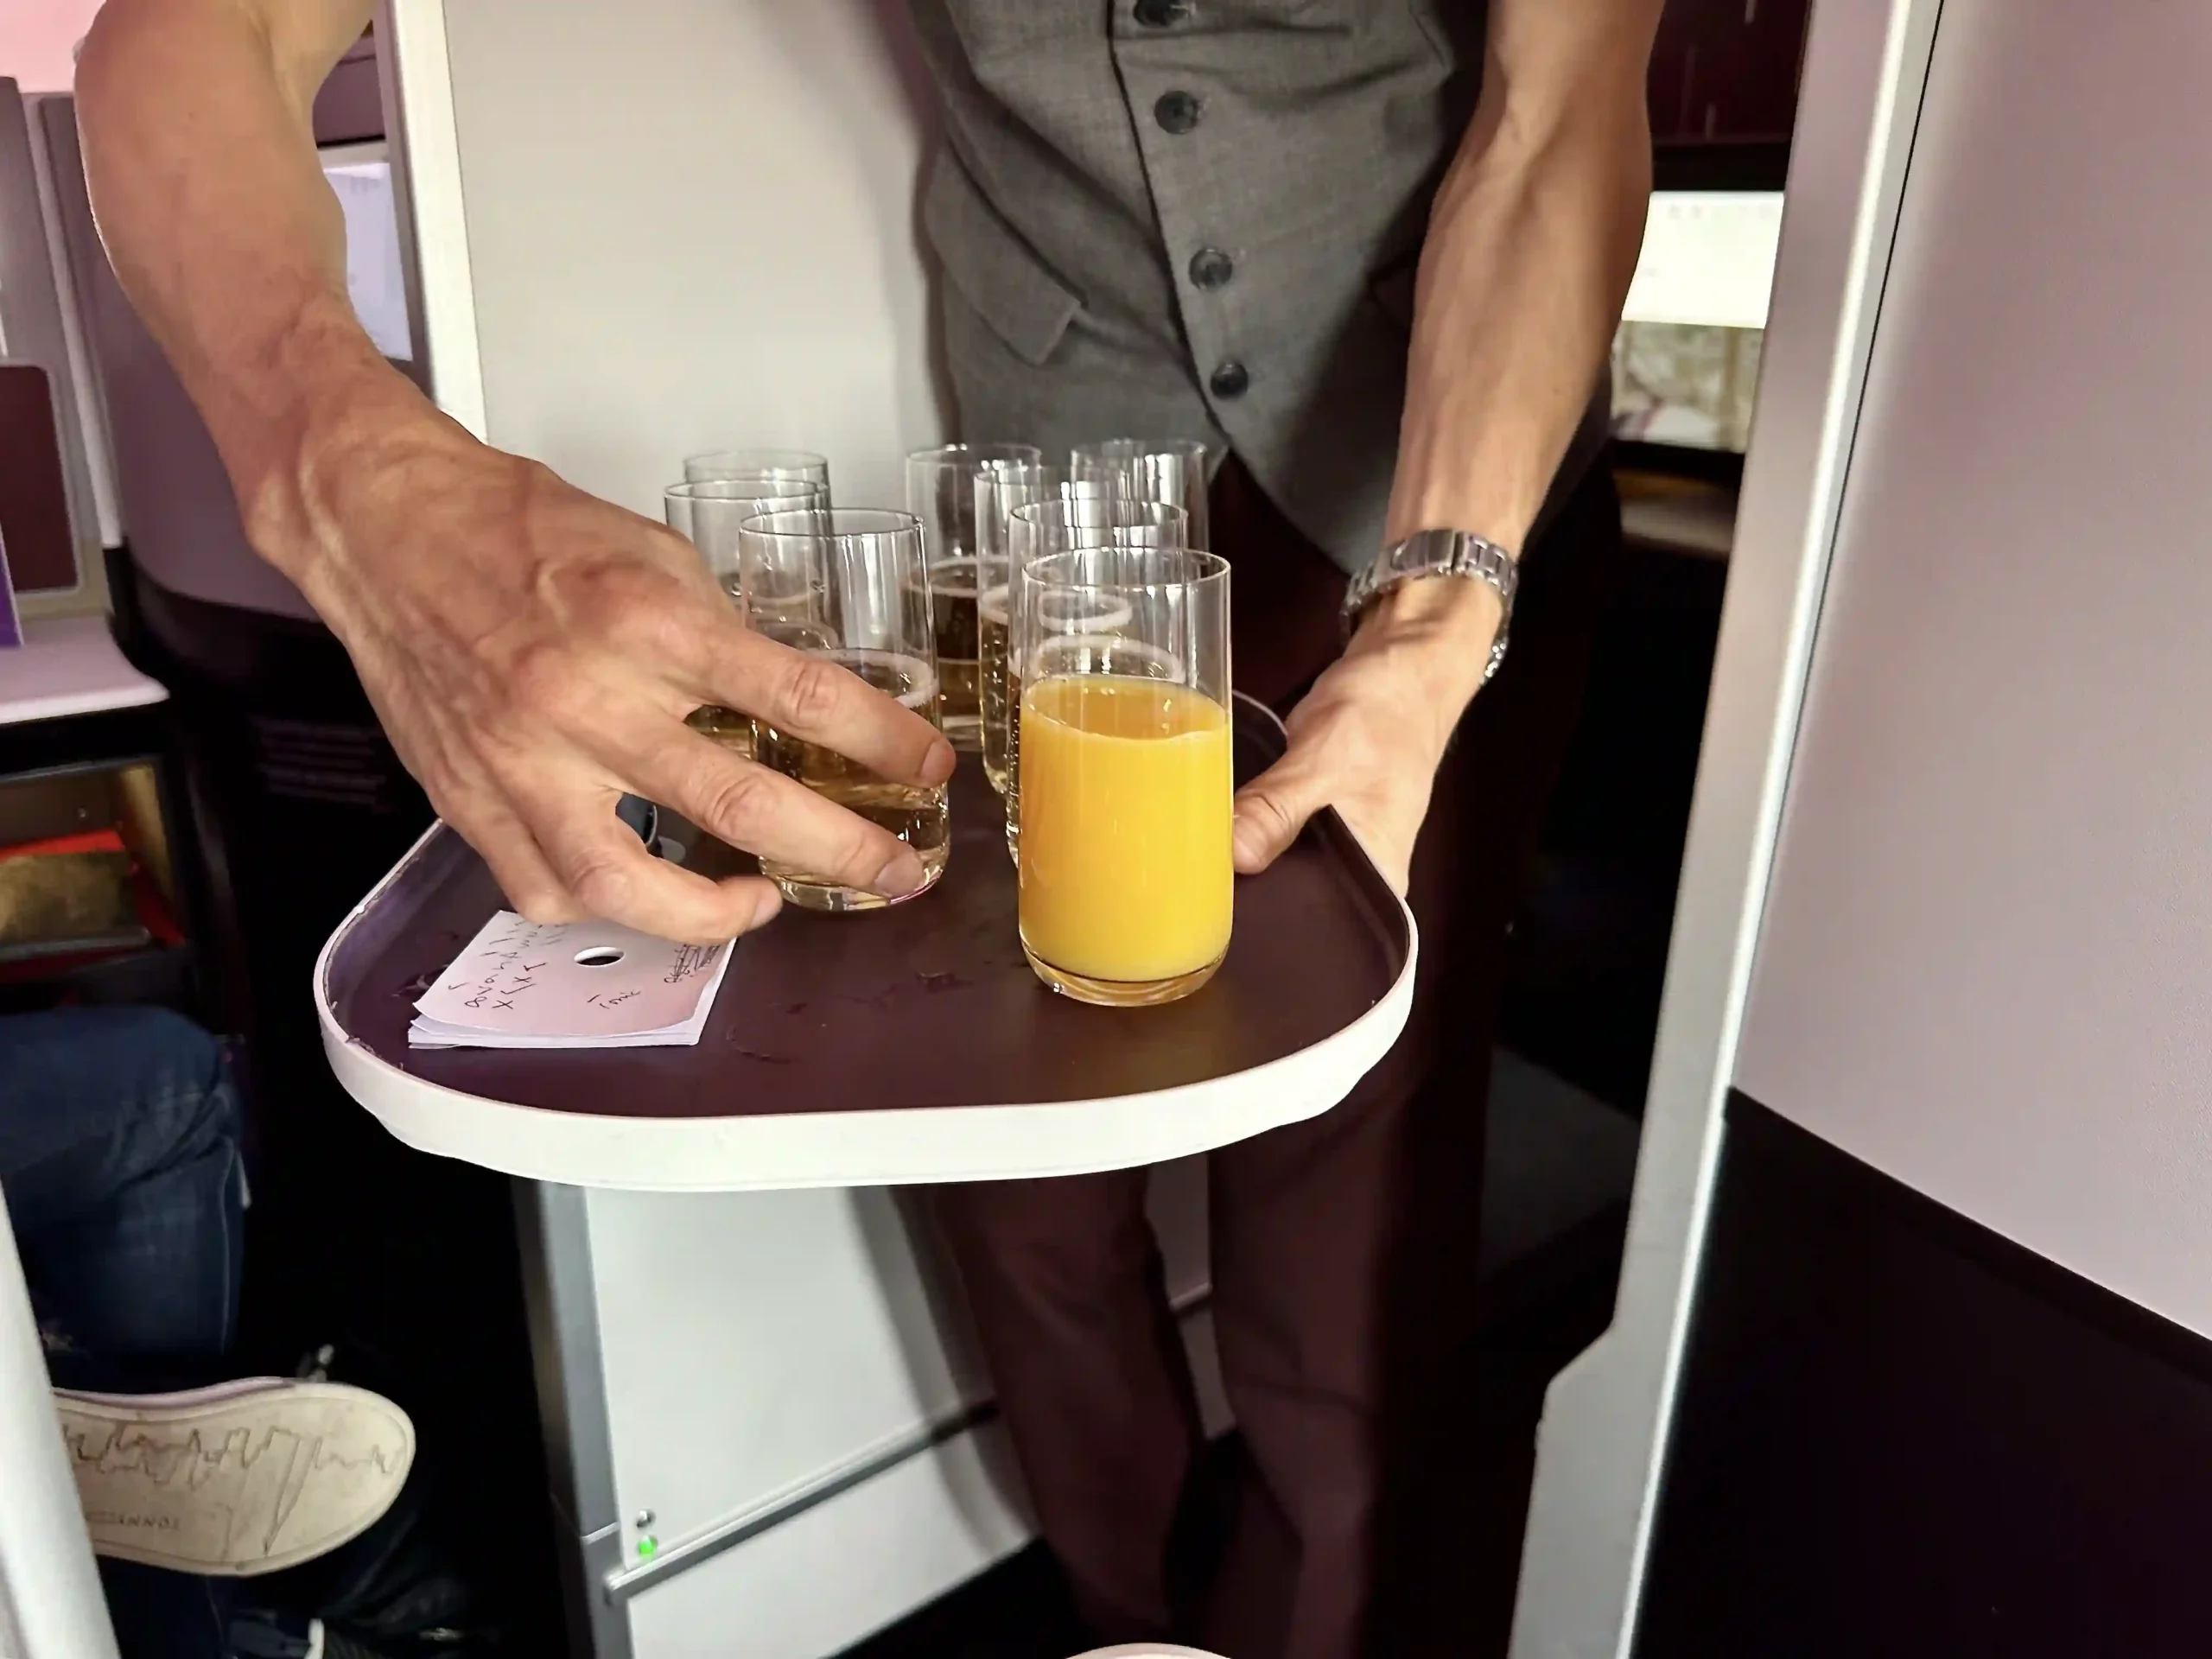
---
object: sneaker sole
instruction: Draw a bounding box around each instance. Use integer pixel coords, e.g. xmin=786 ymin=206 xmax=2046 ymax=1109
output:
xmin=56 ymin=1381 xmax=416 ymax=1577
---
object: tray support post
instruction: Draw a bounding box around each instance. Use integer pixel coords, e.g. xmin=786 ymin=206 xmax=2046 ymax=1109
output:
xmin=514 ymin=1178 xmax=634 ymax=1659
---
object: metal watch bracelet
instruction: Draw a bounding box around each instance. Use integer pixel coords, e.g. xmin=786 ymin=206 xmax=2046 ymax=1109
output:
xmin=1340 ymin=529 xmax=1519 ymax=683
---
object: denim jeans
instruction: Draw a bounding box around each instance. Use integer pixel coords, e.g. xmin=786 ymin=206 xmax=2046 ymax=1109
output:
xmin=0 ymin=1006 xmax=248 ymax=1659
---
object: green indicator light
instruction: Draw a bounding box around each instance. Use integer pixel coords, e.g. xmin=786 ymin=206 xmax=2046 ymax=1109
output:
xmin=637 ymin=1535 xmax=658 ymax=1560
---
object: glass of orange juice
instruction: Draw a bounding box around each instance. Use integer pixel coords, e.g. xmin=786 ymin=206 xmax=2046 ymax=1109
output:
xmin=1016 ymin=547 xmax=1232 ymax=1007
xmin=997 ymin=496 xmax=1188 ymax=862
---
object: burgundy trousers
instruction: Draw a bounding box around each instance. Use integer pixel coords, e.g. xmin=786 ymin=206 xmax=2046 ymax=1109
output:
xmin=931 ymin=456 xmax=1624 ymax=1659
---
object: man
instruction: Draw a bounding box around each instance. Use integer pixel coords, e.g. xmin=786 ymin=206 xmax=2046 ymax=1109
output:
xmin=77 ymin=2 xmax=1659 ymax=1654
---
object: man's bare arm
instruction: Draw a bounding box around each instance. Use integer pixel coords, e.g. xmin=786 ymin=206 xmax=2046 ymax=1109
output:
xmin=76 ymin=1 xmax=953 ymax=942
xmin=1386 ymin=0 xmax=1662 ymax=574
xmin=1231 ymin=0 xmax=1662 ymax=886
xmin=78 ymin=0 xmax=385 ymax=543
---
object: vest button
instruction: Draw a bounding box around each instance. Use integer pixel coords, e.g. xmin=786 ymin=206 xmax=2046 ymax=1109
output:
xmin=1209 ymin=360 xmax=1251 ymax=400
xmin=1134 ymin=0 xmax=1189 ymax=24
xmin=1154 ymin=91 xmax=1201 ymax=135
xmin=1188 ymin=248 xmax=1235 ymax=290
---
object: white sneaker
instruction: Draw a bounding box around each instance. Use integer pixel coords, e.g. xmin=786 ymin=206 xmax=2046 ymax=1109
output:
xmin=54 ymin=1377 xmax=415 ymax=1577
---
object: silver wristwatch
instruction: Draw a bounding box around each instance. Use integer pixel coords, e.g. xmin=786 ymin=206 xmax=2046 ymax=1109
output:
xmin=1342 ymin=529 xmax=1519 ymax=683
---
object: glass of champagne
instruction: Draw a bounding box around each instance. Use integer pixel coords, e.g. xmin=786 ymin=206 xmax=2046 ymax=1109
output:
xmin=1001 ymin=497 xmax=1188 ymax=861
xmin=976 ymin=465 xmax=1096 ymax=796
xmin=737 ymin=508 xmax=950 ymax=912
xmin=1070 ymin=438 xmax=1211 ymax=551
xmin=683 ymin=448 xmax=832 ymax=497
xmin=906 ymin=443 xmax=1043 ymax=751
xmin=1017 ymin=546 xmax=1233 ymax=1006
xmin=663 ymin=480 xmax=824 ymax=757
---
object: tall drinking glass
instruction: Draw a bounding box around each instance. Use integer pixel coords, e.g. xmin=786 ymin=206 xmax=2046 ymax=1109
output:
xmin=663 ymin=480 xmax=824 ymax=757
xmin=683 ymin=448 xmax=832 ymax=497
xmin=736 ymin=509 xmax=950 ymax=912
xmin=906 ymin=443 xmax=1043 ymax=750
xmin=1000 ymin=498 xmax=1188 ymax=860
xmin=977 ymin=466 xmax=1097 ymax=795
xmin=1017 ymin=547 xmax=1233 ymax=1006
xmin=663 ymin=480 xmax=825 ymax=612
xmin=1070 ymin=438 xmax=1211 ymax=551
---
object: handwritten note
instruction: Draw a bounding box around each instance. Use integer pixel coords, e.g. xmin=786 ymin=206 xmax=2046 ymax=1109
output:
xmin=408 ymin=912 xmax=734 ymax=1049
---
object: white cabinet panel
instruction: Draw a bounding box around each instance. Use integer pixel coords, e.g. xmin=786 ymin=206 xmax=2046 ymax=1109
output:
xmin=589 ymin=1185 xmax=992 ymax=1556
xmin=625 ymin=1425 xmax=1031 ymax=1659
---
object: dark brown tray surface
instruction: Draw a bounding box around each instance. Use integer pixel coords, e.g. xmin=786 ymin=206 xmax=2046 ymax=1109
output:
xmin=325 ymin=701 xmax=1408 ymax=1120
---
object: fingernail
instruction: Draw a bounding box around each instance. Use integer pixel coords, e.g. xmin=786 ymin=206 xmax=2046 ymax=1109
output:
xmin=919 ymin=738 xmax=957 ymax=786
xmin=872 ymin=847 xmax=926 ymax=897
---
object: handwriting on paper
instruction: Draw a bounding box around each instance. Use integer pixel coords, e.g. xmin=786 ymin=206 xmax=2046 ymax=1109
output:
xmin=410 ymin=912 xmax=733 ymax=1047
xmin=443 ymin=916 xmax=561 ymax=1011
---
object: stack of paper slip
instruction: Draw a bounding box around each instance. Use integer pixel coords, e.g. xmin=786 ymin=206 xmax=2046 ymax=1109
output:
xmin=409 ymin=912 xmax=734 ymax=1049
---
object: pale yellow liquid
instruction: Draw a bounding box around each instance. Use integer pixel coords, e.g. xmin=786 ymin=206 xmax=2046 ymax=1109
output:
xmin=687 ymin=702 xmax=753 ymax=762
xmin=980 ymin=592 xmax=1024 ymax=863
xmin=924 ymin=557 xmax=982 ymax=750
xmin=753 ymin=652 xmax=950 ymax=911
xmin=979 ymin=588 xmax=1013 ymax=796
xmin=1018 ymin=677 xmax=1233 ymax=1001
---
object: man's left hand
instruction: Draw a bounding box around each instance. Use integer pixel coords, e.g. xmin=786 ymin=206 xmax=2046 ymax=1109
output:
xmin=1230 ymin=577 xmax=1505 ymax=893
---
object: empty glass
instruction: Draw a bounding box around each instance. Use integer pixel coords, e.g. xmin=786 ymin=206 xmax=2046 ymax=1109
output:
xmin=906 ymin=443 xmax=1044 ymax=750
xmin=1070 ymin=438 xmax=1211 ymax=551
xmin=663 ymin=480 xmax=825 ymax=613
xmin=683 ymin=448 xmax=832 ymax=498
xmin=999 ymin=498 xmax=1189 ymax=861
xmin=1017 ymin=546 xmax=1233 ymax=1006
xmin=663 ymin=480 xmax=824 ymax=757
xmin=735 ymin=509 xmax=950 ymax=912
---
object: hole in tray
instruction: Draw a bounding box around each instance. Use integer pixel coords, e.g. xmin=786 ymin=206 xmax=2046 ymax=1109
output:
xmin=574 ymin=947 xmax=626 ymax=967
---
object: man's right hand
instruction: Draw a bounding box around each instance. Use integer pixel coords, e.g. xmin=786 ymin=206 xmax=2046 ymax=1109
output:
xmin=279 ymin=399 xmax=955 ymax=944
xmin=78 ymin=0 xmax=951 ymax=943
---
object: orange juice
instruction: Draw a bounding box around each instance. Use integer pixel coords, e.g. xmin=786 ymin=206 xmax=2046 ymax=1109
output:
xmin=1018 ymin=675 xmax=1234 ymax=998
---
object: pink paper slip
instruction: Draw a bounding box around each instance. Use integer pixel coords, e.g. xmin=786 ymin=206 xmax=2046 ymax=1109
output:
xmin=410 ymin=912 xmax=733 ymax=1049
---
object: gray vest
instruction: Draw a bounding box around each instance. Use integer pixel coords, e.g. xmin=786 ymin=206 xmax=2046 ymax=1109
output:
xmin=911 ymin=0 xmax=1599 ymax=574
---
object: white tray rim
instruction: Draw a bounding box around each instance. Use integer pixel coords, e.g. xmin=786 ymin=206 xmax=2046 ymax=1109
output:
xmin=313 ymin=702 xmax=1417 ymax=1192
